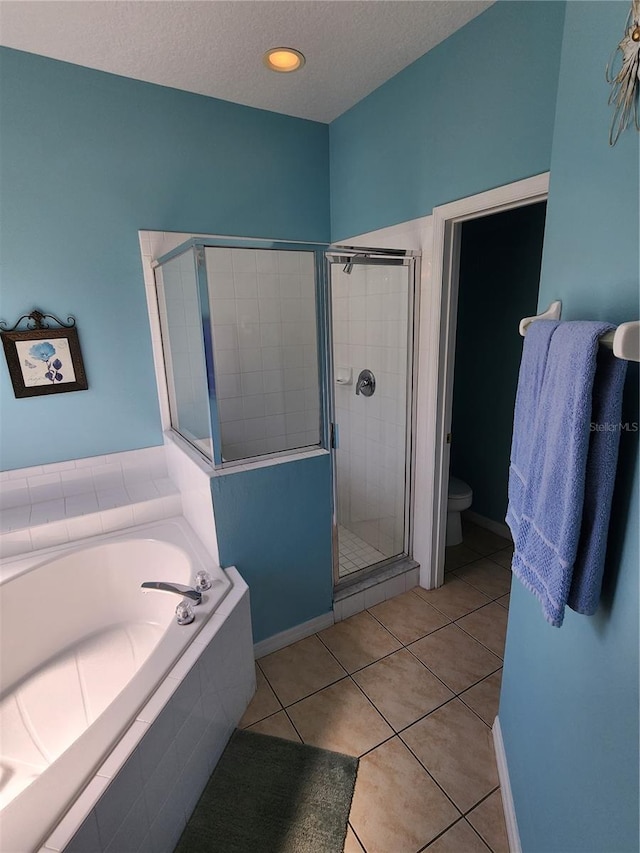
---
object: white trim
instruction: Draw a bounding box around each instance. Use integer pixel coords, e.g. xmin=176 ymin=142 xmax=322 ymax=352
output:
xmin=253 ymin=611 xmax=335 ymax=658
xmin=464 ymin=510 xmax=512 ymax=542
xmin=493 ymin=715 xmax=522 ymax=853
xmin=428 ymin=173 xmax=550 ymax=591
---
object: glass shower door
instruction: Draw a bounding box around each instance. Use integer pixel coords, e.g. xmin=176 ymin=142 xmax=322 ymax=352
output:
xmin=327 ymin=248 xmax=417 ymax=583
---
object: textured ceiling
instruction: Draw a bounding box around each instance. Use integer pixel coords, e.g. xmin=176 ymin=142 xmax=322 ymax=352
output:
xmin=0 ymin=1 xmax=493 ymax=123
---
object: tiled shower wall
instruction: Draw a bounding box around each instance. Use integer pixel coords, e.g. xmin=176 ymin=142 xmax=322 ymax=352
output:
xmin=332 ymin=264 xmax=409 ymax=560
xmin=206 ymin=248 xmax=321 ymax=461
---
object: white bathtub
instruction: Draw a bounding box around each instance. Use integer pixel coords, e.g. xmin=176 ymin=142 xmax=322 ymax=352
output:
xmin=0 ymin=517 xmax=255 ymax=853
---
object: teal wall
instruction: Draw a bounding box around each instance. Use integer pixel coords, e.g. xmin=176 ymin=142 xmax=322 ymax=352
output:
xmin=329 ymin=1 xmax=566 ymax=240
xmin=0 ymin=47 xmax=329 ymax=470
xmin=330 ymin=1 xmax=638 ymax=848
xmin=210 ymin=455 xmax=334 ymax=642
xmin=451 ymin=203 xmax=546 ymax=523
xmin=499 ymin=4 xmax=639 ymax=851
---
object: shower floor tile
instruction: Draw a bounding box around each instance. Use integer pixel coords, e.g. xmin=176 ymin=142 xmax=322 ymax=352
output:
xmin=338 ymin=526 xmax=387 ymax=578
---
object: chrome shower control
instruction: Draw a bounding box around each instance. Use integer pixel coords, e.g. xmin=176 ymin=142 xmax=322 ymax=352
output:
xmin=355 ymin=369 xmax=376 ymax=397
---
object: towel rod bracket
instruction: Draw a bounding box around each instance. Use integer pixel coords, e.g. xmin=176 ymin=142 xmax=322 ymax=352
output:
xmin=519 ymin=301 xmax=562 ymax=337
xmin=519 ymin=302 xmax=639 ymax=362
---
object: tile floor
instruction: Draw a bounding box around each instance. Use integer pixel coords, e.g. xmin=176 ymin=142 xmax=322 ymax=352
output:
xmin=239 ymin=522 xmax=513 ymax=852
xmin=338 ymin=525 xmax=388 ymax=578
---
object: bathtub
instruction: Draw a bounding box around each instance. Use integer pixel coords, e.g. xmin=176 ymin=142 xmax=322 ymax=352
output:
xmin=0 ymin=517 xmax=255 ymax=853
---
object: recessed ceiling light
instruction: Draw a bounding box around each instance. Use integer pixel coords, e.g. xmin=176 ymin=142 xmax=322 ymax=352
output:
xmin=263 ymin=47 xmax=306 ymax=73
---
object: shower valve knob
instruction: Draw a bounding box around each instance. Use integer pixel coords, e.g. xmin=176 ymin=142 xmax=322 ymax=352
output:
xmin=194 ymin=570 xmax=212 ymax=591
xmin=175 ymin=601 xmax=195 ymax=626
xmin=355 ymin=369 xmax=376 ymax=397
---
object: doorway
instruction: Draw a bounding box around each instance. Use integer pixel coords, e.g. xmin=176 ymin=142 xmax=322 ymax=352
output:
xmin=428 ymin=173 xmax=550 ymax=589
xmin=448 ymin=202 xmax=547 ymax=552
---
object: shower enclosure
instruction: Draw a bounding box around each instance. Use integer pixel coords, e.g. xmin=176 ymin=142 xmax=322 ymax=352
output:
xmin=327 ymin=249 xmax=418 ymax=585
xmin=153 ymin=237 xmax=418 ymax=588
xmin=154 ymin=239 xmax=327 ymax=466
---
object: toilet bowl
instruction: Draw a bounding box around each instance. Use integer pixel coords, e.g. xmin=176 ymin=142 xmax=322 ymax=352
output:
xmin=446 ymin=476 xmax=473 ymax=547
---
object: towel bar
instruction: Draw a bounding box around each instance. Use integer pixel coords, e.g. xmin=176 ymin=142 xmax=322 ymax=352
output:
xmin=520 ymin=301 xmax=640 ymax=362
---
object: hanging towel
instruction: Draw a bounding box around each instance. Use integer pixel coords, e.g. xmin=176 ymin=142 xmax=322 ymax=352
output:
xmin=505 ymin=319 xmax=559 ymax=545
xmin=507 ymin=320 xmax=624 ymax=627
xmin=568 ymin=345 xmax=627 ymax=615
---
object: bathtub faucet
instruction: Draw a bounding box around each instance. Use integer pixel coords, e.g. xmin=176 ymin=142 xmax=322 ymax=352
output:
xmin=141 ymin=581 xmax=202 ymax=604
xmin=141 ymin=581 xmax=203 ymax=625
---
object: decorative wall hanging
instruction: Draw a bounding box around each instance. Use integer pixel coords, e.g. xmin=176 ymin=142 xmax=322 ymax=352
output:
xmin=1 ymin=310 xmax=88 ymax=398
xmin=607 ymin=0 xmax=640 ymax=146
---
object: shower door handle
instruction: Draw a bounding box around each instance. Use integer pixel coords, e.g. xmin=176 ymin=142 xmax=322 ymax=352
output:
xmin=355 ymin=369 xmax=376 ymax=397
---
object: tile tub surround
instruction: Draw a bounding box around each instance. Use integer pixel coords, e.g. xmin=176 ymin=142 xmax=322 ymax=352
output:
xmin=40 ymin=569 xmax=254 ymax=853
xmin=164 ymin=434 xmax=219 ymax=564
xmin=240 ymin=556 xmax=512 ymax=852
xmin=0 ymin=446 xmax=180 ymax=559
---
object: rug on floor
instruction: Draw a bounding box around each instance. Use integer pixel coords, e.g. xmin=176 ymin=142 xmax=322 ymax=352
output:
xmin=174 ymin=729 xmax=359 ymax=853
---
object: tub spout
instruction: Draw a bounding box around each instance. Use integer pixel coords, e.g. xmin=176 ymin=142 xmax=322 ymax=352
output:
xmin=141 ymin=581 xmax=202 ymax=605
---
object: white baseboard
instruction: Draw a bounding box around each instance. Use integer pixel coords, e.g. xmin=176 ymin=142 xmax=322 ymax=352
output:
xmin=492 ymin=716 xmax=522 ymax=853
xmin=465 ymin=510 xmax=512 ymax=542
xmin=253 ymin=611 xmax=335 ymax=658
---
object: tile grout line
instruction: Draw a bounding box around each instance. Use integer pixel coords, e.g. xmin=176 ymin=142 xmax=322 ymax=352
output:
xmin=448 ymin=569 xmax=512 ymax=603
xmin=397 ymin=720 xmax=501 ymax=829
xmin=387 ymin=616 xmax=504 ymax=700
xmin=416 ymin=816 xmax=472 ymax=852
xmin=456 ymin=671 xmax=504 ymax=729
xmin=288 ymin=605 xmax=505 ymax=719
xmin=254 ymin=588 xmax=507 ymax=702
xmin=463 ymin=784 xmax=501 ymax=816
xmin=395 ymin=731 xmax=466 ymax=825
xmin=412 ymin=587 xmax=492 ymax=620
xmin=281 ymin=705 xmax=305 ymax=744
xmin=348 ymin=818 xmax=369 ymax=853
xmin=347 ymin=719 xmax=467 ymax=837
xmin=445 ymin=537 xmax=510 ymax=567
xmin=417 ymin=815 xmax=493 ymax=852
xmin=259 ymin=630 xmax=458 ymax=788
xmin=250 ymin=659 xmax=308 ymax=744
xmin=245 ymin=586 xmax=509 ymax=847
xmin=453 ymin=610 xmax=506 ymax=661
xmin=250 ymin=635 xmax=503 ymax=737
xmin=261 ymin=671 xmax=350 ymax=716
xmin=363 ymin=589 xmax=450 ymax=646
xmin=461 ymin=786 xmax=505 ymax=853
xmin=463 ymin=816 xmax=496 ymax=852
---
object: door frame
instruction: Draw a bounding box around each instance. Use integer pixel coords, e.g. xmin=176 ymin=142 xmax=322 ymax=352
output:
xmin=427 ymin=172 xmax=550 ymax=590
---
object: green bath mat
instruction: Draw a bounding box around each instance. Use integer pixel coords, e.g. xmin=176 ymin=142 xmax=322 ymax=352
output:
xmin=175 ymin=729 xmax=359 ymax=853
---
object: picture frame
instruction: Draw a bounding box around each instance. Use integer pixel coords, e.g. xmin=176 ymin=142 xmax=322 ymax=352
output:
xmin=1 ymin=323 xmax=88 ymax=398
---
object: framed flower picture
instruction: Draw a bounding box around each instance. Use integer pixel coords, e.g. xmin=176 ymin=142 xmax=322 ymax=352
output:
xmin=1 ymin=326 xmax=88 ymax=397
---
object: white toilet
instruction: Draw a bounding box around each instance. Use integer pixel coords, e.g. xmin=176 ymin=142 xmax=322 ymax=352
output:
xmin=447 ymin=476 xmax=473 ymax=547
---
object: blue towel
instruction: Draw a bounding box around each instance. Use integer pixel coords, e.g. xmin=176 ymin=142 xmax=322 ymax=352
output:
xmin=505 ymin=320 xmax=559 ymax=544
xmin=506 ymin=320 xmax=626 ymax=627
xmin=568 ymin=345 xmax=627 ymax=615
